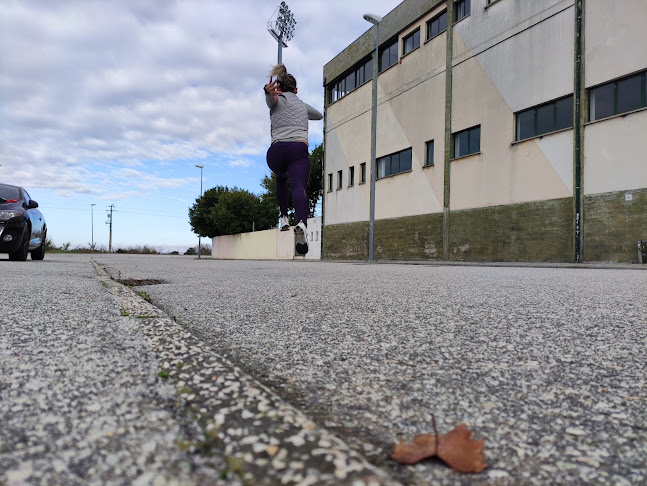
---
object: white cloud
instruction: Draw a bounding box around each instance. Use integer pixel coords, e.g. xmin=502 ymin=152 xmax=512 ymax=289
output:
xmin=0 ymin=0 xmax=402 ymax=245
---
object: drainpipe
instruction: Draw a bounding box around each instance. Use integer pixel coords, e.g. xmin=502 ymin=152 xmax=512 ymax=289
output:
xmin=443 ymin=2 xmax=455 ymax=261
xmin=573 ymin=0 xmax=585 ymax=262
xmin=321 ymin=78 xmax=327 ymax=258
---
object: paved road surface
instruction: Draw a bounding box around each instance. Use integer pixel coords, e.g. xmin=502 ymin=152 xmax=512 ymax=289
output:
xmin=2 ymin=253 xmax=646 ymax=485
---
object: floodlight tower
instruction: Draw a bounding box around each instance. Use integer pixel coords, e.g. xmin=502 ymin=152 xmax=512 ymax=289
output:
xmin=267 ymin=2 xmax=296 ymax=64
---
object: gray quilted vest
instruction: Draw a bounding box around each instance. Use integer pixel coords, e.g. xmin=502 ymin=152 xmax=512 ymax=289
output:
xmin=270 ymin=92 xmax=309 ymax=144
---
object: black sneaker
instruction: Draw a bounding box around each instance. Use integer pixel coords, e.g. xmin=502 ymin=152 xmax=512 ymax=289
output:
xmin=294 ymin=221 xmax=308 ymax=255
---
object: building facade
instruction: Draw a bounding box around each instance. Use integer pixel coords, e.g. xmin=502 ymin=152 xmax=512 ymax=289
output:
xmin=322 ymin=0 xmax=647 ymax=262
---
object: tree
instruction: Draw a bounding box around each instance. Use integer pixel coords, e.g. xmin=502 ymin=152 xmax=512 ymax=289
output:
xmin=260 ymin=143 xmax=324 ymax=225
xmin=189 ymin=186 xmax=278 ymax=238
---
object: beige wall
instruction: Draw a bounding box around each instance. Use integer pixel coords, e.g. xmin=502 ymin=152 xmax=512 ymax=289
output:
xmin=324 ymin=3 xmax=447 ymax=225
xmin=324 ymin=0 xmax=644 ymax=226
xmin=212 ymin=217 xmax=322 ymax=260
xmin=450 ymin=48 xmax=572 ymax=210
xmin=584 ymin=110 xmax=647 ymax=195
xmin=585 ymin=0 xmax=647 ymax=88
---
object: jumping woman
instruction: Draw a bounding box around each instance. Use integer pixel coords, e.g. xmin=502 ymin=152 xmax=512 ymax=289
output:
xmin=264 ymin=64 xmax=323 ymax=255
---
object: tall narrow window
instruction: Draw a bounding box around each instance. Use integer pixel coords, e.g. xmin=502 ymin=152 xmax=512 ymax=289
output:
xmin=349 ymin=166 xmax=355 ymax=187
xmin=379 ymin=39 xmax=399 ymax=72
xmin=425 ymin=140 xmax=435 ymax=166
xmin=337 ymin=170 xmax=343 ymax=190
xmin=453 ymin=126 xmax=480 ymax=158
xmin=327 ymin=173 xmax=333 ymax=192
xmin=516 ymin=95 xmax=574 ymax=141
xmin=403 ymin=28 xmax=420 ymax=56
xmin=427 ymin=10 xmax=447 ymax=40
xmin=455 ymin=0 xmax=471 ymax=22
xmin=360 ymin=162 xmax=366 ymax=184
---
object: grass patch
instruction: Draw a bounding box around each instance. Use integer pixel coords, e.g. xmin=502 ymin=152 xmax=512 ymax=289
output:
xmin=136 ymin=290 xmax=151 ymax=302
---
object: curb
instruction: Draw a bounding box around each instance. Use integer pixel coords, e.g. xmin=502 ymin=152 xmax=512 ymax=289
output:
xmin=92 ymin=260 xmax=401 ymax=486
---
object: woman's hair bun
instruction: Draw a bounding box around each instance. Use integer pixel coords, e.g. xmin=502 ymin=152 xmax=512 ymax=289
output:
xmin=270 ymin=64 xmax=288 ymax=79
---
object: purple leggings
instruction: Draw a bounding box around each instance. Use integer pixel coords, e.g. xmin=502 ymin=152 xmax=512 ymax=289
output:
xmin=266 ymin=141 xmax=310 ymax=224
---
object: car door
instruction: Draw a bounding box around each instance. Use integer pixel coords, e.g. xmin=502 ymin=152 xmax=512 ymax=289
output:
xmin=23 ymin=190 xmax=44 ymax=247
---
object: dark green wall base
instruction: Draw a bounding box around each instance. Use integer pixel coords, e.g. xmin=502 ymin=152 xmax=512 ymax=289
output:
xmin=448 ymin=198 xmax=573 ymax=262
xmin=583 ymin=188 xmax=647 ymax=263
xmin=321 ymin=221 xmax=370 ymax=260
xmin=323 ymin=192 xmax=646 ymax=263
xmin=323 ymin=198 xmax=573 ymax=262
xmin=375 ymin=213 xmax=444 ymax=260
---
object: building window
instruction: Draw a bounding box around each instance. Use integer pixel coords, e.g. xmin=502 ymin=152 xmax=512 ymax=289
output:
xmin=589 ymin=71 xmax=646 ymax=122
xmin=330 ymin=57 xmax=373 ymax=102
xmin=327 ymin=173 xmax=333 ymax=192
xmin=403 ymin=28 xmax=420 ymax=56
xmin=455 ymin=0 xmax=471 ymax=22
xmin=453 ymin=125 xmax=480 ymax=158
xmin=427 ymin=10 xmax=447 ymax=41
xmin=349 ymin=166 xmax=355 ymax=187
xmin=516 ymin=95 xmax=573 ymax=141
xmin=425 ymin=140 xmax=435 ymax=166
xmin=337 ymin=170 xmax=343 ymax=190
xmin=379 ymin=38 xmax=398 ymax=72
xmin=377 ymin=148 xmax=413 ymax=179
xmin=360 ymin=162 xmax=366 ymax=184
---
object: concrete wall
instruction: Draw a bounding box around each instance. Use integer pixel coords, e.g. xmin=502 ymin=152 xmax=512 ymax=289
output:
xmin=212 ymin=217 xmax=322 ymax=260
xmin=322 ymin=0 xmax=646 ymax=263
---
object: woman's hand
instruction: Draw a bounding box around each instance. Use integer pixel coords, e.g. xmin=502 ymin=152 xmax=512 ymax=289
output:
xmin=264 ymin=76 xmax=282 ymax=103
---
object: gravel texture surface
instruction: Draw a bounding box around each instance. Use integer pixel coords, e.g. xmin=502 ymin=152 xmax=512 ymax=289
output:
xmin=1 ymin=254 xmax=397 ymax=486
xmin=95 ymin=255 xmax=647 ymax=486
xmin=0 ymin=254 xmax=239 ymax=485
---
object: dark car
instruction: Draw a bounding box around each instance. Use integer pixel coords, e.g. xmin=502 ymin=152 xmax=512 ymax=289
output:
xmin=0 ymin=184 xmax=47 ymax=261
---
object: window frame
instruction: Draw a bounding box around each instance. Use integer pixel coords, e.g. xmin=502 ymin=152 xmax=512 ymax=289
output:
xmin=379 ymin=38 xmax=399 ymax=72
xmin=452 ymin=125 xmax=481 ymax=159
xmin=360 ymin=162 xmax=367 ymax=184
xmin=376 ymin=148 xmax=413 ymax=180
xmin=588 ymin=70 xmax=647 ymax=122
xmin=515 ymin=95 xmax=574 ymax=142
xmin=402 ymin=27 xmax=420 ymax=57
xmin=426 ymin=9 xmax=448 ymax=41
xmin=454 ymin=0 xmax=471 ymax=23
xmin=329 ymin=56 xmax=374 ymax=103
xmin=348 ymin=166 xmax=355 ymax=187
xmin=327 ymin=173 xmax=333 ymax=193
xmin=425 ymin=140 xmax=435 ymax=167
xmin=337 ymin=170 xmax=343 ymax=190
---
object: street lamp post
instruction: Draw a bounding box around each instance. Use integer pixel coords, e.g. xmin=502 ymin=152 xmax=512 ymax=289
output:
xmin=195 ymin=164 xmax=204 ymax=259
xmin=363 ymin=13 xmax=382 ymax=262
xmin=91 ymin=203 xmax=95 ymax=253
xmin=267 ymin=2 xmax=296 ymax=64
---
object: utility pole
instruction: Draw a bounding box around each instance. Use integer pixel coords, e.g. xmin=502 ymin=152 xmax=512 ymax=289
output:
xmin=91 ymin=203 xmax=95 ymax=253
xmin=106 ymin=205 xmax=114 ymax=253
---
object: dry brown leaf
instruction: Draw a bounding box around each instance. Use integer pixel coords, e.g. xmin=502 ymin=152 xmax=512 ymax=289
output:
xmin=390 ymin=423 xmax=487 ymax=473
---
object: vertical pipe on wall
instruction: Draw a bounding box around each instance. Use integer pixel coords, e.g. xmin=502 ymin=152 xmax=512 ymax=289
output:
xmin=573 ymin=0 xmax=585 ymax=262
xmin=369 ymin=23 xmax=379 ymax=262
xmin=443 ymin=1 xmax=455 ymax=261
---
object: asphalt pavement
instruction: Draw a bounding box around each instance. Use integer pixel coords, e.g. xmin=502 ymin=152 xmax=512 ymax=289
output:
xmin=1 ymin=253 xmax=646 ymax=485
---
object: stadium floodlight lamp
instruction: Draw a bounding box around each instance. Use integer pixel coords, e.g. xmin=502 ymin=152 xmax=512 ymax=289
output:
xmin=267 ymin=1 xmax=297 ymax=63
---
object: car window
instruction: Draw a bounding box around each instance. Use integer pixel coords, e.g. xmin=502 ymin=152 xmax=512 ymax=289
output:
xmin=24 ymin=190 xmax=31 ymax=205
xmin=0 ymin=185 xmax=20 ymax=201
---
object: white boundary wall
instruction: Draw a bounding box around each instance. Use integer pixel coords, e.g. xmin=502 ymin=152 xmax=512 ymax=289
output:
xmin=212 ymin=217 xmax=322 ymax=260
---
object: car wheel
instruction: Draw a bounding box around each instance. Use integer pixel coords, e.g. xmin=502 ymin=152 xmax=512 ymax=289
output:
xmin=31 ymin=237 xmax=46 ymax=261
xmin=8 ymin=228 xmax=29 ymax=261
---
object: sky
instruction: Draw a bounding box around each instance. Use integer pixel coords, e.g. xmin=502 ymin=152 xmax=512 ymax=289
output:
xmin=0 ymin=0 xmax=402 ymax=253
